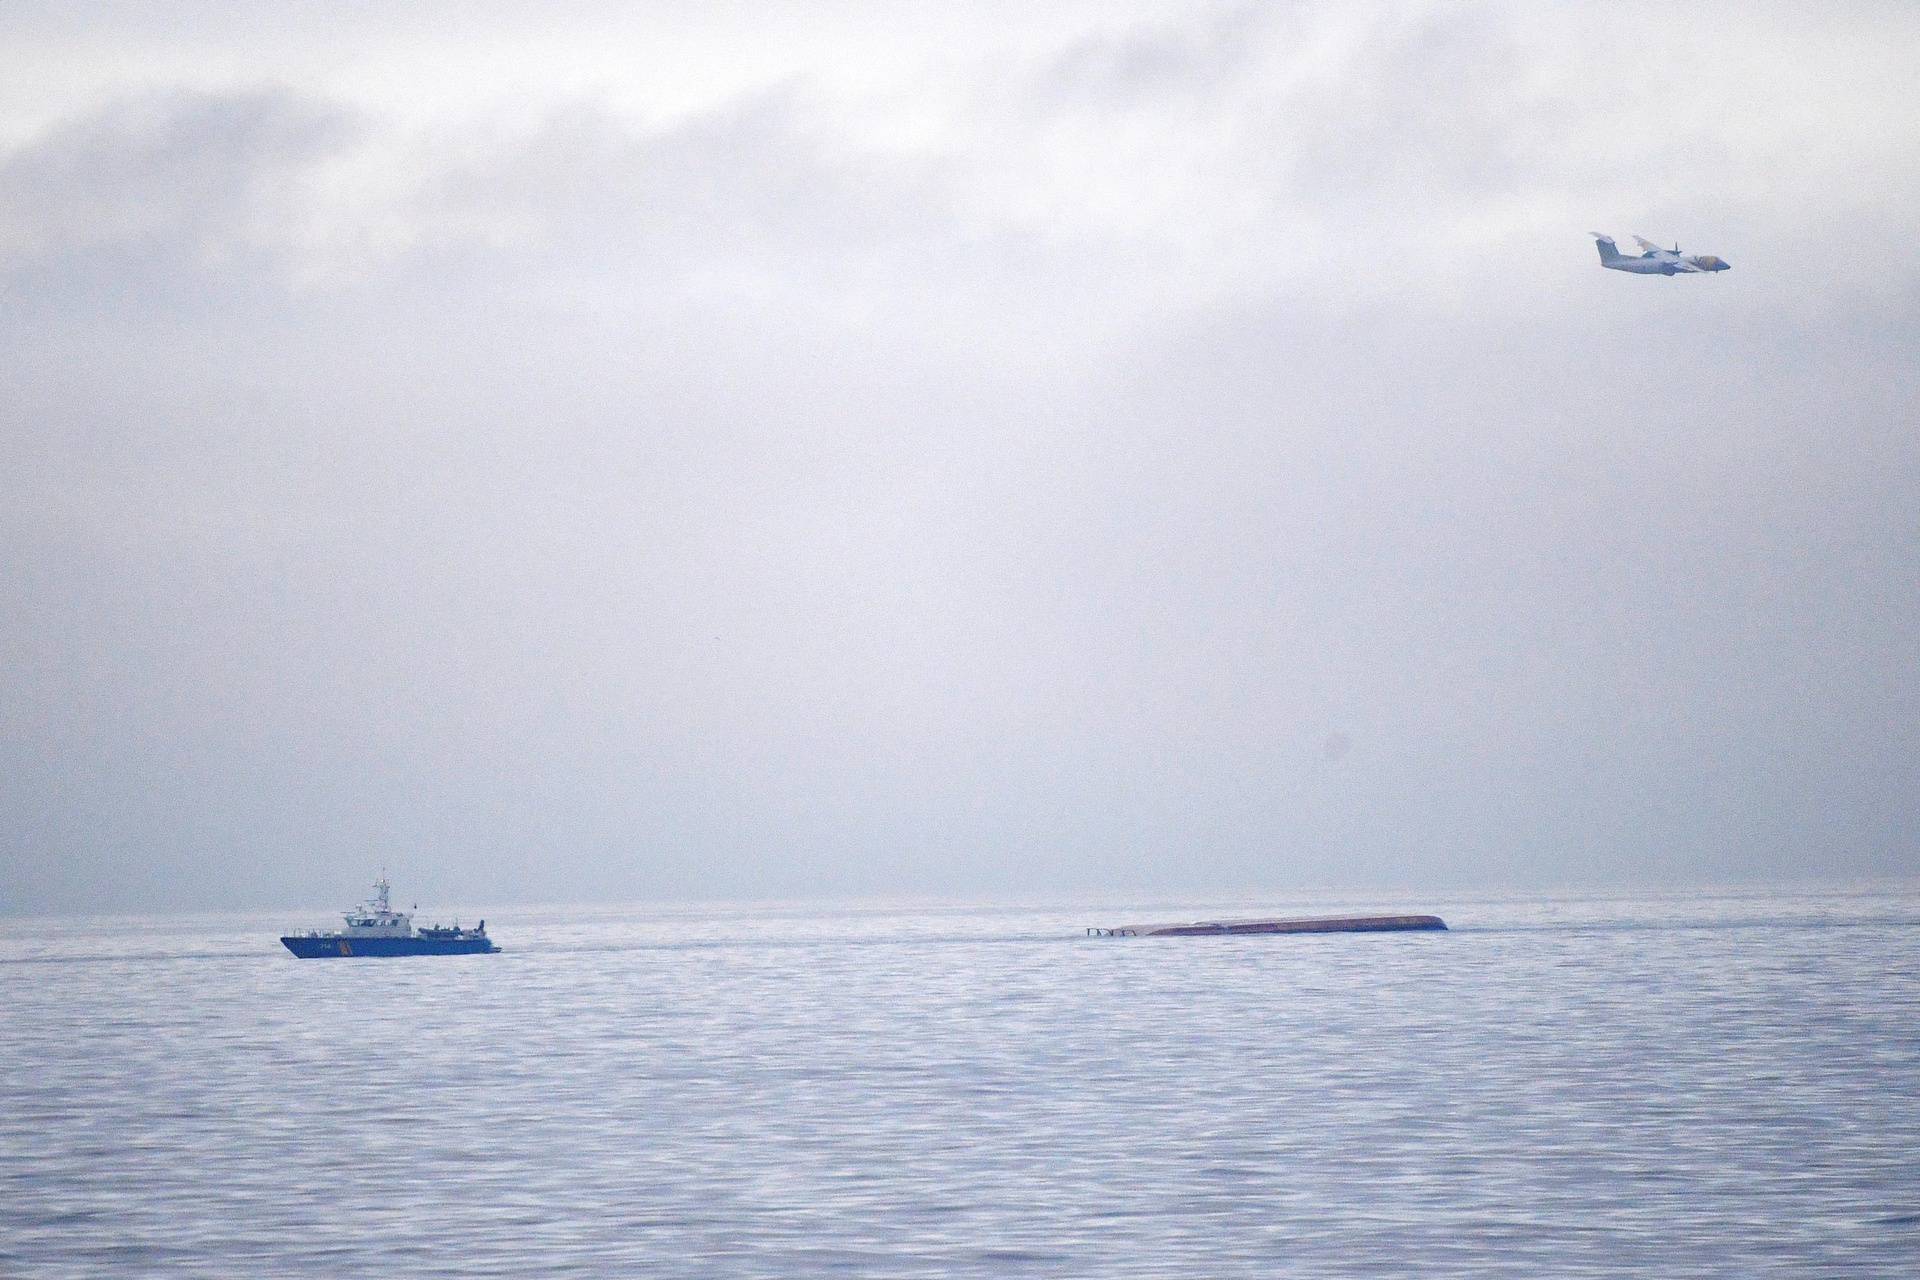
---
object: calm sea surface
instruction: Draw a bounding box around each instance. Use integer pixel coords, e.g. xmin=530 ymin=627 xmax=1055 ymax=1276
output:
xmin=3 ymin=889 xmax=1918 ymax=1277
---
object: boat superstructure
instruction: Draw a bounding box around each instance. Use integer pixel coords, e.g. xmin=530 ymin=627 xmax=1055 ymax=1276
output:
xmin=281 ymin=876 xmax=499 ymax=958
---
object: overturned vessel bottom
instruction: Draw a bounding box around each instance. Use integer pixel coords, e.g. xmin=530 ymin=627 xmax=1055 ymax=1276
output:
xmin=1088 ymin=914 xmax=1447 ymax=938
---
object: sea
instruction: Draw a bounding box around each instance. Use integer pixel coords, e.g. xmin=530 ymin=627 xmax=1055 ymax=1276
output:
xmin=3 ymin=888 xmax=1917 ymax=1278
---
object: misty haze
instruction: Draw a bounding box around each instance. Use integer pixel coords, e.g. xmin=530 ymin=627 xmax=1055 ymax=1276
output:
xmin=5 ymin=2 xmax=1914 ymax=915
xmin=3 ymin=4 xmax=1918 ymax=1277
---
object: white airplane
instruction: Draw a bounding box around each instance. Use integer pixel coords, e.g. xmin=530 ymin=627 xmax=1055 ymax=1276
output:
xmin=1591 ymin=233 xmax=1730 ymax=275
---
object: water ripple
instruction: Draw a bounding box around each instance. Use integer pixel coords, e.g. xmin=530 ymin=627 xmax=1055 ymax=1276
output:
xmin=3 ymin=890 xmax=1918 ymax=1277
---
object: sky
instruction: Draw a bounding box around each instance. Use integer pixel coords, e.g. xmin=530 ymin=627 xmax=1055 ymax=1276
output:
xmin=3 ymin=1 xmax=1918 ymax=913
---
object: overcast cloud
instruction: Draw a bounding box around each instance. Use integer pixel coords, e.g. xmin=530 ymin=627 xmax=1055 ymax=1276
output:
xmin=4 ymin=2 xmax=1918 ymax=912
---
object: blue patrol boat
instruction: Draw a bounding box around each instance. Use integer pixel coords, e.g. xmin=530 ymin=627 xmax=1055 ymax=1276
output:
xmin=281 ymin=876 xmax=500 ymax=958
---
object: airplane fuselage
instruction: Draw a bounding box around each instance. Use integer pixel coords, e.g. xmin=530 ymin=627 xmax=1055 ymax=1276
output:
xmin=1608 ymin=255 xmax=1693 ymax=275
xmin=1606 ymin=254 xmax=1729 ymax=275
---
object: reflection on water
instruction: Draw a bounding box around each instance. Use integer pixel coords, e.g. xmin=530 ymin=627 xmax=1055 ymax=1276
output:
xmin=3 ymin=890 xmax=1918 ymax=1277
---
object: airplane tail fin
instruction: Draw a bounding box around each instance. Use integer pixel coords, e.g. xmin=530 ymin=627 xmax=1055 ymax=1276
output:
xmin=1590 ymin=232 xmax=1622 ymax=264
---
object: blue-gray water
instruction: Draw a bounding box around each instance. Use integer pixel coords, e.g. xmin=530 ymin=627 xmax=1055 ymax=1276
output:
xmin=4 ymin=890 xmax=1918 ymax=1277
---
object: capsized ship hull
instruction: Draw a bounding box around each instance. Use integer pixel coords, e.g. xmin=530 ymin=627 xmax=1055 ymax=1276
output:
xmin=281 ymin=934 xmax=500 ymax=958
xmin=1088 ymin=914 xmax=1446 ymax=938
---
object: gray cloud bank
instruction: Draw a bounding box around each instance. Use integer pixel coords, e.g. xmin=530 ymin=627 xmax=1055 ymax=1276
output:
xmin=3 ymin=3 xmax=1918 ymax=912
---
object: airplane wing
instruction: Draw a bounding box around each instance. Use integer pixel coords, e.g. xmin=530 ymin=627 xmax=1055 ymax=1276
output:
xmin=1631 ymin=235 xmax=1667 ymax=255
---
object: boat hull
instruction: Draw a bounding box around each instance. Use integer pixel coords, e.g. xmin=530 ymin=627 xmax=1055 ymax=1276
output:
xmin=281 ymin=935 xmax=500 ymax=958
xmin=1089 ymin=914 xmax=1446 ymax=938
